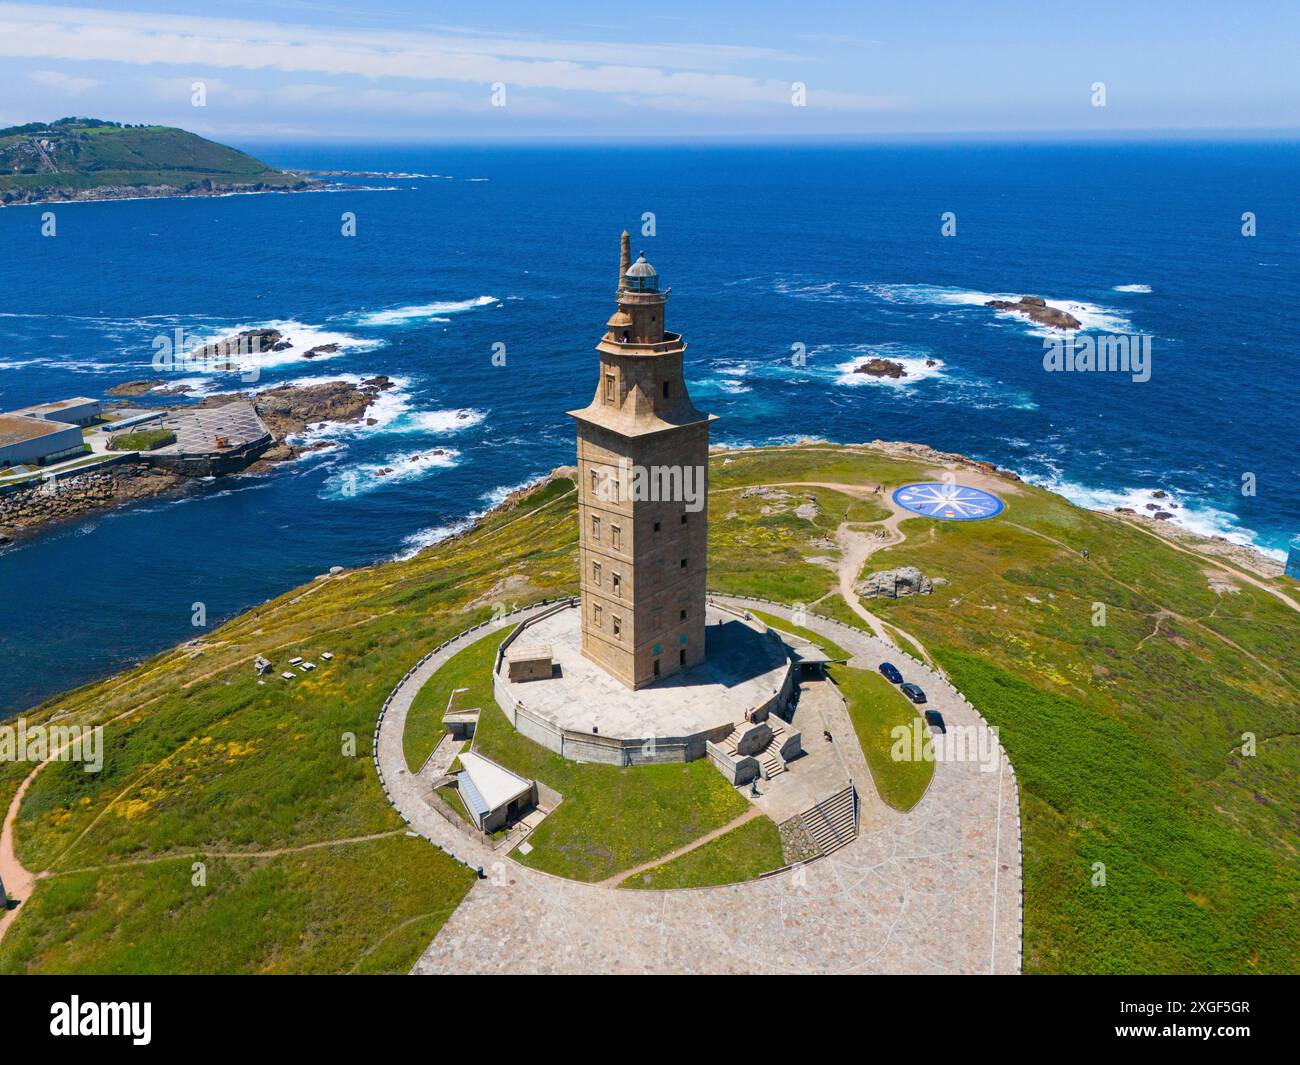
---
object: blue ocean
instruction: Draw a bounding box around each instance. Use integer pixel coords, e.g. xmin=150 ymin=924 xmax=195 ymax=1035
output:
xmin=2 ymin=141 xmax=1298 ymax=714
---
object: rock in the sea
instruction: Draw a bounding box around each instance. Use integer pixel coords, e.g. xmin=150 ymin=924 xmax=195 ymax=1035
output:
xmin=1154 ymin=511 xmax=1174 ymax=520
xmin=106 ymin=379 xmax=166 ymax=397
xmin=854 ymin=357 xmax=907 ymax=379
xmin=985 ymin=296 xmax=1082 ymax=331
xmin=857 ymin=565 xmax=935 ymax=598
xmin=303 ymin=343 xmax=340 ymax=359
xmin=1152 ymin=490 xmax=1167 ymax=499
xmin=193 ymin=328 xmax=283 ymax=361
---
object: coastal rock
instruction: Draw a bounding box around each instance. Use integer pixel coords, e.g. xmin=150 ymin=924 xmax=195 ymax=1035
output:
xmin=0 ymin=465 xmax=184 ymax=535
xmin=857 ymin=565 xmax=935 ymax=599
xmin=1114 ymin=507 xmax=1137 ymax=515
xmin=1154 ymin=511 xmax=1174 ymax=520
xmin=192 ymin=328 xmax=284 ymax=361
xmin=302 ymin=343 xmax=340 ymax=359
xmin=985 ymin=296 xmax=1082 ymax=331
xmin=199 ymin=378 xmax=383 ymax=439
xmin=854 ymin=357 xmax=907 ymax=379
xmin=107 ymin=379 xmax=166 ymax=397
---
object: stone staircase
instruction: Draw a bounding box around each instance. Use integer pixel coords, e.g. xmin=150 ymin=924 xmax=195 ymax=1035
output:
xmin=723 ymin=720 xmax=788 ymax=778
xmin=799 ymin=786 xmax=856 ymax=856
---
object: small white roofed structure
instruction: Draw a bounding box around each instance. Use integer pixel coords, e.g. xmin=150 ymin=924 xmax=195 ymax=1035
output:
xmin=456 ymin=751 xmax=537 ymax=833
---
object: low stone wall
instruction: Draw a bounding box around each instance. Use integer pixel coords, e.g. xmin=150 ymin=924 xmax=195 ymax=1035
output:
xmin=706 ymin=740 xmax=759 ymax=786
xmin=146 ymin=433 xmax=272 ymax=477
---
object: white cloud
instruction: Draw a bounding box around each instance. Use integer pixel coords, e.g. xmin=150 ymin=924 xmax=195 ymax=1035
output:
xmin=0 ymin=3 xmax=892 ymax=113
xmin=29 ymin=68 xmax=103 ymax=95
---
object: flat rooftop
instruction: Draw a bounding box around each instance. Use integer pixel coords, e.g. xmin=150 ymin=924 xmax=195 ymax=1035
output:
xmin=496 ymin=604 xmax=791 ymax=742
xmin=11 ymin=397 xmax=98 ymax=416
xmin=152 ymin=402 xmax=270 ymax=456
xmin=0 ymin=414 xmax=69 ymax=446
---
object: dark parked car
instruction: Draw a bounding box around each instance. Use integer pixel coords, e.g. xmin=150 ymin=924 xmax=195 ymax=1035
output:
xmin=879 ymin=661 xmax=903 ymax=684
xmin=900 ymin=682 xmax=927 ymax=704
xmin=924 ymin=709 xmax=946 ymax=733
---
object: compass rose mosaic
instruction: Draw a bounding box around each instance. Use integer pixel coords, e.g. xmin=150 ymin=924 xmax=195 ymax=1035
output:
xmin=892 ymin=482 xmax=1004 ymax=521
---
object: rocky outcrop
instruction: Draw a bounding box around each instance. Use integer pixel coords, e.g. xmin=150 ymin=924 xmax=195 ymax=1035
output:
xmin=193 ymin=329 xmax=284 ymax=362
xmin=198 ymin=376 xmax=391 ymax=440
xmin=0 ymin=465 xmax=184 ymax=537
xmin=854 ymin=357 xmax=907 ymax=378
xmin=857 ymin=566 xmax=940 ymax=599
xmin=985 ymin=296 xmax=1082 ymax=331
xmin=107 ymin=379 xmax=166 ymax=397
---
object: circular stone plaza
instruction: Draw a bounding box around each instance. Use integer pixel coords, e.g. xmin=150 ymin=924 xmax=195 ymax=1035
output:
xmin=494 ymin=600 xmax=809 ymax=770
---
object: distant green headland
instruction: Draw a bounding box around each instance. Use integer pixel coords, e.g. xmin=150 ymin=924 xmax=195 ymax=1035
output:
xmin=0 ymin=118 xmax=320 ymax=206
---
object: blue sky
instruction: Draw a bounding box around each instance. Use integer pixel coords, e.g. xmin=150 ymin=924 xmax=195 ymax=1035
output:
xmin=3 ymin=1 xmax=1297 ymax=141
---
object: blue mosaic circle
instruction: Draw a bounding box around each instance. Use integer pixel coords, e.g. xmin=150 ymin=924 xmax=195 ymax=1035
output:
xmin=892 ymin=482 xmax=1004 ymax=521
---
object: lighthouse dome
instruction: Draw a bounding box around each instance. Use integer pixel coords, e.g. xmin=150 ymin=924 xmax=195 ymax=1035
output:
xmin=624 ymin=253 xmax=659 ymax=291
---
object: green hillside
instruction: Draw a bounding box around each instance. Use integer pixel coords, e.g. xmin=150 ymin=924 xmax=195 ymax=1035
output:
xmin=0 ymin=118 xmax=316 ymax=205
xmin=0 ymin=443 xmax=1295 ymax=973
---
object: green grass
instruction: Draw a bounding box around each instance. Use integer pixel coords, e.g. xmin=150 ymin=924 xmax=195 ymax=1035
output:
xmin=402 ymin=630 xmax=507 ymax=772
xmin=832 ymin=665 xmax=934 ymax=811
xmin=436 ymin=784 xmax=471 ymax=826
xmin=744 ymin=608 xmax=851 ymax=660
xmin=2 ymin=476 xmax=579 ymax=973
xmin=109 ymin=429 xmax=175 ymax=452
xmin=0 ymin=119 xmax=307 ymax=203
xmin=620 ymin=815 xmax=785 ymax=889
xmin=471 ymin=694 xmax=750 ymax=882
xmin=5 ymin=445 xmax=1297 ymax=974
xmin=0 ymin=834 xmax=474 ymax=974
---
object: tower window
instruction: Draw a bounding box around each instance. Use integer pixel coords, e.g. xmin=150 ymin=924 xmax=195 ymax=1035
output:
xmin=662 ymin=381 xmax=670 ymax=399
xmin=654 ymin=658 xmax=661 ymax=677
xmin=604 ymin=373 xmax=616 ymax=402
xmin=610 ymin=478 xmax=619 ymax=502
xmin=592 ymin=515 xmax=601 ymax=540
xmin=679 ymin=609 xmax=687 ymax=621
xmin=612 ymin=573 xmax=622 ymax=596
xmin=612 ymin=524 xmax=622 ymax=550
xmin=594 ymin=603 xmax=602 ymax=626
xmin=680 ymin=557 xmax=687 ymax=569
xmin=679 ymin=649 xmax=686 ymax=667
xmin=592 ymin=561 xmax=601 ymax=584
xmin=612 ymin=615 xmax=622 ymax=637
xmin=653 ymin=520 xmax=661 ymax=533
xmin=591 ymin=469 xmax=599 ymax=492
xmin=681 ymin=513 xmax=688 ymax=525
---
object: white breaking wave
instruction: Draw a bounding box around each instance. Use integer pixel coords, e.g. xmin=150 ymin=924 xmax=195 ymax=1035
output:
xmin=394 ymin=408 xmax=488 ymax=434
xmin=322 ymin=447 xmax=461 ymax=500
xmin=392 ymin=518 xmax=473 ymax=560
xmin=349 ymin=295 xmax=497 ymax=327
xmin=859 ymin=282 xmax=1134 ymax=335
xmin=1023 ymin=477 xmax=1286 ymax=562
xmin=833 ymin=351 xmax=947 ymax=388
xmin=1113 ymin=284 xmax=1153 ymax=293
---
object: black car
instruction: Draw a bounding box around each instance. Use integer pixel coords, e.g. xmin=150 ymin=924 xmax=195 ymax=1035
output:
xmin=924 ymin=709 xmax=946 ymax=733
xmin=900 ymin=682 xmax=927 ymax=704
xmin=878 ymin=661 xmax=903 ymax=684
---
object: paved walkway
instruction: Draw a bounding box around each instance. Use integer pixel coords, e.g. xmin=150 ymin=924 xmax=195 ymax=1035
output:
xmin=375 ymin=599 xmax=1022 ymax=974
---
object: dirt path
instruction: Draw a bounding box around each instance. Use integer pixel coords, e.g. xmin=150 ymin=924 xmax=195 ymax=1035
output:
xmin=718 ymin=479 xmax=939 ymax=665
xmin=1115 ymin=516 xmax=1300 ymax=616
xmin=597 ymin=807 xmax=763 ymax=887
xmin=44 ymin=830 xmax=406 ymax=880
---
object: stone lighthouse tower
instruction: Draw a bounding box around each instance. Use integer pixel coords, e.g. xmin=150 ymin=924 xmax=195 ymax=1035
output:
xmin=569 ymin=232 xmax=715 ymax=689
